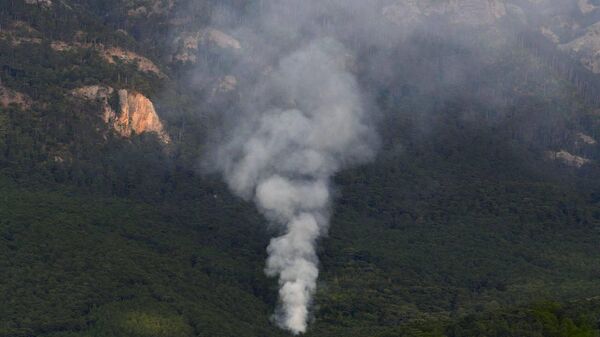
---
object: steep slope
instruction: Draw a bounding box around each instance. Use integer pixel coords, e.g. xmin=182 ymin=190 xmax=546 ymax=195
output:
xmin=4 ymin=135 xmax=600 ymax=337
xmin=4 ymin=1 xmax=600 ymax=337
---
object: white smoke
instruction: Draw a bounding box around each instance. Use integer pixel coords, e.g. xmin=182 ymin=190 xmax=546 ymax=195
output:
xmin=187 ymin=0 xmax=582 ymax=332
xmin=213 ymin=38 xmax=376 ymax=334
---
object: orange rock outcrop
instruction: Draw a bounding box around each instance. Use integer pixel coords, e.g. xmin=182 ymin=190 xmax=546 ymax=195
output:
xmin=71 ymin=86 xmax=170 ymax=143
xmin=115 ymin=90 xmax=170 ymax=143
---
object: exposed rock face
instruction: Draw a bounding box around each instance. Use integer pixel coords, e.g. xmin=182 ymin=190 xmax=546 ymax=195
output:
xmin=546 ymin=150 xmax=591 ymax=167
xmin=100 ymin=46 xmax=164 ymax=76
xmin=115 ymin=90 xmax=170 ymax=143
xmin=71 ymin=86 xmax=170 ymax=143
xmin=577 ymin=132 xmax=597 ymax=145
xmin=48 ymin=42 xmax=164 ymax=77
xmin=0 ymin=84 xmax=32 ymax=109
xmin=71 ymin=85 xmax=115 ymax=123
xmin=1 ymin=27 xmax=163 ymax=77
xmin=173 ymin=28 xmax=241 ymax=63
xmin=560 ymin=23 xmax=600 ymax=73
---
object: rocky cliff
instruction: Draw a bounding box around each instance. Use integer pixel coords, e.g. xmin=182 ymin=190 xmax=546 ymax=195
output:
xmin=72 ymin=86 xmax=170 ymax=144
xmin=115 ymin=89 xmax=170 ymax=143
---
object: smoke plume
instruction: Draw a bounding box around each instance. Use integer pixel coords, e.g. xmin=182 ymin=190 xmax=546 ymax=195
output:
xmin=205 ymin=0 xmax=548 ymax=332
xmin=181 ymin=0 xmax=599 ymax=332
xmin=212 ymin=36 xmax=376 ymax=333
xmin=203 ymin=1 xmax=382 ymax=330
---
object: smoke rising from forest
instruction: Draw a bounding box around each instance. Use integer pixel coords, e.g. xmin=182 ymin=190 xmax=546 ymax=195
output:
xmin=212 ymin=34 xmax=376 ymax=336
xmin=196 ymin=0 xmax=598 ymax=333
xmin=204 ymin=0 xmax=381 ymax=333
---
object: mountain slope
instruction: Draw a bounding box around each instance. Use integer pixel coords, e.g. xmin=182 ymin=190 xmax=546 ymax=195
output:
xmin=3 ymin=1 xmax=600 ymax=336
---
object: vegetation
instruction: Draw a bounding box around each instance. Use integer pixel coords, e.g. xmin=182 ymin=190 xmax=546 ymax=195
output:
xmin=3 ymin=154 xmax=600 ymax=336
xmin=3 ymin=1 xmax=600 ymax=336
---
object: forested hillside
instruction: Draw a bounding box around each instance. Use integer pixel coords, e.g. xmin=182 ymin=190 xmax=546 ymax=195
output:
xmin=3 ymin=0 xmax=600 ymax=336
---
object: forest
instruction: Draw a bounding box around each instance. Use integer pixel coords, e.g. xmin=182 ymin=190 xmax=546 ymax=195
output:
xmin=3 ymin=0 xmax=600 ymax=336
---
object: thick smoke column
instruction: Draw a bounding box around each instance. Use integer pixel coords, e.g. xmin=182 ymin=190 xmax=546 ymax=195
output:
xmin=214 ymin=37 xmax=376 ymax=333
xmin=196 ymin=0 xmax=585 ymax=331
